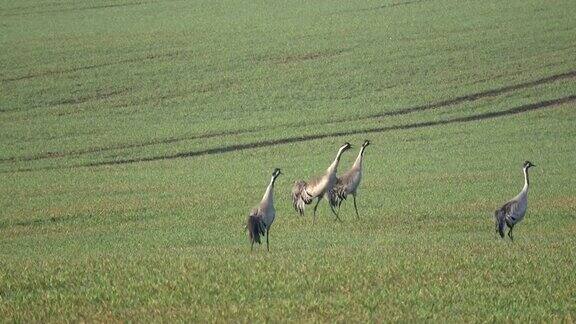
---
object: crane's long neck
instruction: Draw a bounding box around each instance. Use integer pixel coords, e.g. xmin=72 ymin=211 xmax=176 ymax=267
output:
xmin=261 ymin=176 xmax=276 ymax=205
xmin=352 ymin=146 xmax=366 ymax=169
xmin=327 ymin=147 xmax=346 ymax=175
xmin=522 ymin=167 xmax=529 ymax=192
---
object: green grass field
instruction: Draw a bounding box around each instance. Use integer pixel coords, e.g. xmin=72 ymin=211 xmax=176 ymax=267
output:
xmin=1 ymin=0 xmax=576 ymax=321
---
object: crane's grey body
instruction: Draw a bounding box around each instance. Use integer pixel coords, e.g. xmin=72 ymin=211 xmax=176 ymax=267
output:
xmin=291 ymin=143 xmax=351 ymax=223
xmin=330 ymin=140 xmax=370 ymax=218
xmin=247 ymin=168 xmax=281 ymax=251
xmin=494 ymin=161 xmax=535 ymax=241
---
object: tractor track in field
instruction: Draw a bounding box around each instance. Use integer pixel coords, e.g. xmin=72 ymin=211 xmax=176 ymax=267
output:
xmin=3 ymin=95 xmax=574 ymax=174
xmin=332 ymin=69 xmax=576 ymax=123
xmin=1 ymin=51 xmax=181 ymax=83
xmin=0 ymin=129 xmax=259 ymax=163
xmin=0 ymin=87 xmax=131 ymax=112
xmin=359 ymin=0 xmax=433 ymax=11
xmin=270 ymin=69 xmax=576 ymax=129
xmin=38 ymin=87 xmax=131 ymax=110
xmin=0 ymin=2 xmax=147 ymax=17
xmin=334 ymin=0 xmax=433 ymax=14
xmin=1 ymin=69 xmax=575 ymax=165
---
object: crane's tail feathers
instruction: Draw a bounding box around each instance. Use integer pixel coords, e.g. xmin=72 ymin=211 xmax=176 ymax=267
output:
xmin=328 ymin=189 xmax=339 ymax=209
xmin=328 ymin=182 xmax=347 ymax=209
xmin=247 ymin=214 xmax=266 ymax=244
xmin=292 ymin=180 xmax=312 ymax=216
xmin=495 ymin=210 xmax=506 ymax=238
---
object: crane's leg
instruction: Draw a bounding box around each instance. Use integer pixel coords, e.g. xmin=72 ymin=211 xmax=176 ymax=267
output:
xmin=508 ymin=225 xmax=514 ymax=242
xmin=266 ymin=230 xmax=270 ymax=252
xmin=352 ymin=194 xmax=359 ymax=219
xmin=313 ymin=197 xmax=321 ymax=224
xmin=251 ymin=240 xmax=254 ymax=252
xmin=328 ymin=199 xmax=342 ymax=222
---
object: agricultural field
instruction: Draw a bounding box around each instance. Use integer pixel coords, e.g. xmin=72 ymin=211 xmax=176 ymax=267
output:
xmin=1 ymin=0 xmax=575 ymax=321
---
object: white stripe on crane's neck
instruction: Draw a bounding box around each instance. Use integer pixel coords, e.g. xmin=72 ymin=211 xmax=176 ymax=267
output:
xmin=352 ymin=146 xmax=366 ymax=169
xmin=327 ymin=146 xmax=347 ymax=173
xmin=522 ymin=166 xmax=530 ymax=192
xmin=261 ymin=175 xmax=276 ymax=203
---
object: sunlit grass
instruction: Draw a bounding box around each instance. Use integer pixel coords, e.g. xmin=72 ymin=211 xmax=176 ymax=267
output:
xmin=1 ymin=0 xmax=575 ymax=321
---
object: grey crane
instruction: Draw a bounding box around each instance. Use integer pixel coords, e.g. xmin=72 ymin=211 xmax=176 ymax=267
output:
xmin=291 ymin=142 xmax=352 ymax=223
xmin=247 ymin=168 xmax=281 ymax=251
xmin=494 ymin=161 xmax=535 ymax=241
xmin=329 ymin=140 xmax=370 ymax=218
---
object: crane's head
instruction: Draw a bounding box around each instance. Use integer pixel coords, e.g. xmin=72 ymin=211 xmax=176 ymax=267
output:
xmin=340 ymin=142 xmax=352 ymax=151
xmin=362 ymin=139 xmax=370 ymax=148
xmin=523 ymin=161 xmax=535 ymax=169
xmin=272 ymin=168 xmax=282 ymax=179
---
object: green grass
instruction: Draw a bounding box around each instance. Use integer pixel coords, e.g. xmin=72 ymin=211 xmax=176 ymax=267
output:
xmin=1 ymin=0 xmax=576 ymax=321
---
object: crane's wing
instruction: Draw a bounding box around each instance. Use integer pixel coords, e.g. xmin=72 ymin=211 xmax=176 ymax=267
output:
xmin=305 ymin=176 xmax=324 ymax=195
xmin=338 ymin=170 xmax=356 ymax=192
xmin=292 ymin=181 xmax=313 ymax=215
xmin=500 ymin=200 xmax=519 ymax=218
